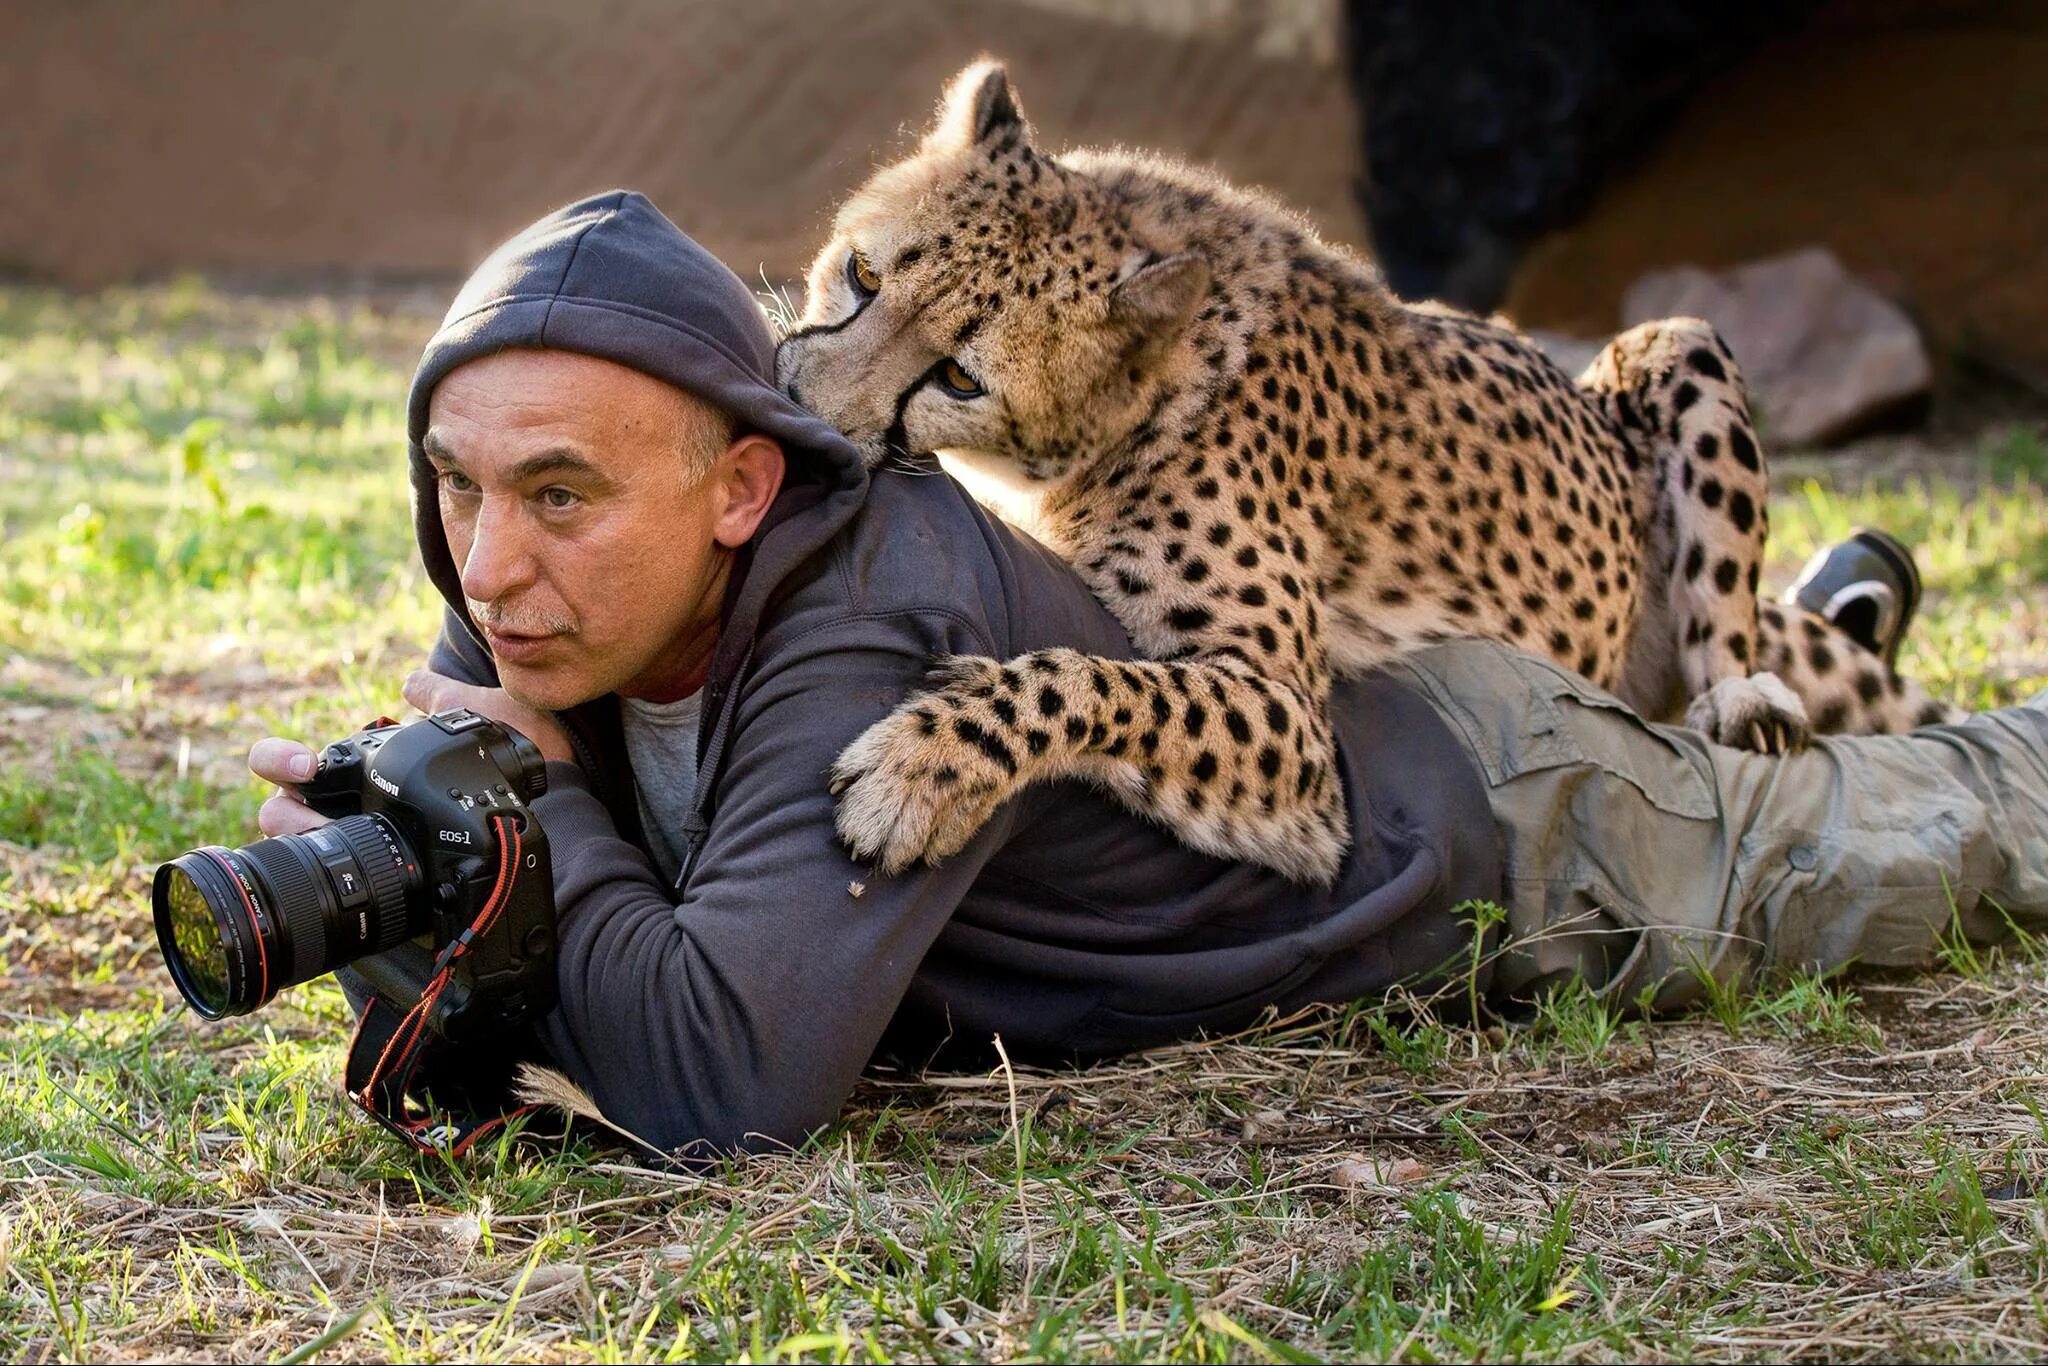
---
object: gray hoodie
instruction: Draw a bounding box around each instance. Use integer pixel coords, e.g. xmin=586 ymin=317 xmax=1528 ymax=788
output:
xmin=404 ymin=191 xmax=1502 ymax=1155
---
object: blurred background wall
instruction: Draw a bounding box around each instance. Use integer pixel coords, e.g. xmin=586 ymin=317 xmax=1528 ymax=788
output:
xmin=0 ymin=0 xmax=1361 ymax=288
xmin=2 ymin=0 xmax=2041 ymax=385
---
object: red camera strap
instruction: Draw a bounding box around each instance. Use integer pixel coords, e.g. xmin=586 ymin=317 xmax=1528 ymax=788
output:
xmin=341 ymin=812 xmax=544 ymax=1156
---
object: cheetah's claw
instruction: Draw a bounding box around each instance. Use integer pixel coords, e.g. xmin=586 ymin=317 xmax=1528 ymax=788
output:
xmin=1686 ymin=672 xmax=1812 ymax=756
xmin=1748 ymin=719 xmax=1799 ymax=755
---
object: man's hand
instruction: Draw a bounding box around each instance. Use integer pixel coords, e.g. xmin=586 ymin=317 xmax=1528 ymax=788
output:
xmin=401 ymin=669 xmax=579 ymax=767
xmin=250 ymin=737 xmax=332 ymax=837
xmin=248 ymin=672 xmax=577 ymax=839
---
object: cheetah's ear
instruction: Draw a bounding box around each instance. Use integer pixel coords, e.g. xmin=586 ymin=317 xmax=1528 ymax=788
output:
xmin=930 ymin=59 xmax=1029 ymax=152
xmin=1108 ymin=252 xmax=1210 ymax=343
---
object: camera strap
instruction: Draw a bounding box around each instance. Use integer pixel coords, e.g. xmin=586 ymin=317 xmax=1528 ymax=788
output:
xmin=343 ymin=813 xmax=544 ymax=1156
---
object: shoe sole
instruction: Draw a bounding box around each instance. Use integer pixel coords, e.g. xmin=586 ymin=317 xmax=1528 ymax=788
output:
xmin=1847 ymin=528 xmax=1921 ymax=667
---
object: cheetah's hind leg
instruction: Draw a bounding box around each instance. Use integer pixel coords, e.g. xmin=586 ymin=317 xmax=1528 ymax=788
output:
xmin=1582 ymin=317 xmax=1808 ymax=754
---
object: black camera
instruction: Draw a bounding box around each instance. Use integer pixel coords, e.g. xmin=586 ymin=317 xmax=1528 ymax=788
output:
xmin=153 ymin=709 xmax=557 ymax=1043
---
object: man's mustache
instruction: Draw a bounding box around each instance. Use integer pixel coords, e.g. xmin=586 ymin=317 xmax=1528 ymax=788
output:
xmin=469 ymin=601 xmax=577 ymax=636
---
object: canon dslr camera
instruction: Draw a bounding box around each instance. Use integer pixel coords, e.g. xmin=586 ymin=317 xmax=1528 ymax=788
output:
xmin=152 ymin=709 xmax=557 ymax=1041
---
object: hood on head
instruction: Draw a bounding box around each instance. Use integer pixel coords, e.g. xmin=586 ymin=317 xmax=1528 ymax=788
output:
xmin=406 ymin=190 xmax=869 ymax=655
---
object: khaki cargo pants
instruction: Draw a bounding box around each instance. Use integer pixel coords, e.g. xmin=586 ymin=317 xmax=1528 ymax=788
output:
xmin=1389 ymin=640 xmax=2048 ymax=1009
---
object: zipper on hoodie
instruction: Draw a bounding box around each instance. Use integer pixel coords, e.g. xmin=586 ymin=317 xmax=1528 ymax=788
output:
xmin=562 ymin=723 xmax=603 ymax=783
xmin=673 ymin=642 xmax=755 ymax=892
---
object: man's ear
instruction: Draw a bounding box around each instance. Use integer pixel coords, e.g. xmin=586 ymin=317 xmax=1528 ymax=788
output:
xmin=711 ymin=434 xmax=786 ymax=549
xmin=1108 ymin=252 xmax=1210 ymax=350
xmin=926 ymin=58 xmax=1030 ymax=154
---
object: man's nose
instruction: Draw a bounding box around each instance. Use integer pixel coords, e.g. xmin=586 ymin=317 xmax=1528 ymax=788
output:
xmin=458 ymin=496 xmax=533 ymax=605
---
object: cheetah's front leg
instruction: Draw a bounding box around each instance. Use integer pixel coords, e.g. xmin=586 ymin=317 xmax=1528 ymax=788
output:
xmin=830 ymin=647 xmax=1350 ymax=883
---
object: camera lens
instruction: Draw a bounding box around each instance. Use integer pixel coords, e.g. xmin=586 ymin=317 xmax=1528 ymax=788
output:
xmin=158 ymin=860 xmax=236 ymax=1016
xmin=153 ymin=814 xmax=423 ymax=1019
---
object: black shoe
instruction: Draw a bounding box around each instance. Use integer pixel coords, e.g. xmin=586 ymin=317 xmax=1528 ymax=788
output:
xmin=1782 ymin=528 xmax=1922 ymax=668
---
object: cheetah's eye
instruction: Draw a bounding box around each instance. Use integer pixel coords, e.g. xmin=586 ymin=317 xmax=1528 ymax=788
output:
xmin=847 ymin=250 xmax=882 ymax=299
xmin=935 ymin=358 xmax=984 ymax=400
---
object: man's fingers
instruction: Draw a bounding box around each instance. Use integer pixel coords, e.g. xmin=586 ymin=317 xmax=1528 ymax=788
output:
xmin=257 ymin=790 xmax=330 ymax=838
xmin=402 ymin=669 xmax=574 ymax=765
xmin=400 ymin=670 xmax=433 ymax=713
xmin=404 ymin=669 xmax=478 ymax=716
xmin=249 ymin=736 xmax=319 ymax=786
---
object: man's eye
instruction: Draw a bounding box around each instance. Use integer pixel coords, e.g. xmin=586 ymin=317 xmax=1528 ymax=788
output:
xmin=439 ymin=469 xmax=478 ymax=494
xmin=540 ymin=487 xmax=579 ymax=510
xmin=935 ymin=358 xmax=984 ymax=400
xmin=847 ymin=249 xmax=881 ymax=299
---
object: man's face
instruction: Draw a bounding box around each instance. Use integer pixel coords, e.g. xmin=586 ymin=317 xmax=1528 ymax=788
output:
xmin=424 ymin=350 xmax=782 ymax=710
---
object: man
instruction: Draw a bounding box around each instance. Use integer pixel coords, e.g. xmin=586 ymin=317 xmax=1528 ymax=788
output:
xmin=251 ymin=192 xmax=2048 ymax=1157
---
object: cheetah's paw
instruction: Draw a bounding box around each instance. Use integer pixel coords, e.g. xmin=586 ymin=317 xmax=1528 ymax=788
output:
xmin=830 ymin=690 xmax=1014 ymax=876
xmin=1685 ymin=671 xmax=1812 ymax=755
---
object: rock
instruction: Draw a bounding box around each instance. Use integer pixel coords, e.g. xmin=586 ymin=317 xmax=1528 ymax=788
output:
xmin=1623 ymin=247 xmax=1932 ymax=447
xmin=1526 ymin=330 xmax=1606 ymax=380
xmin=1332 ymin=1154 xmax=1430 ymax=1189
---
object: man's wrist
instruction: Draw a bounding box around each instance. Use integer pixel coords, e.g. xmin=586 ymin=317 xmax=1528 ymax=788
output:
xmin=541 ymin=758 xmax=590 ymax=791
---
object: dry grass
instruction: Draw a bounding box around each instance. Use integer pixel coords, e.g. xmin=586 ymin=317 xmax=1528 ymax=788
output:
xmin=7 ymin=899 xmax=2048 ymax=1361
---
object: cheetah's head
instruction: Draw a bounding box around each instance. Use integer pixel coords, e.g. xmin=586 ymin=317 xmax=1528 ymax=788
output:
xmin=775 ymin=60 xmax=1210 ymax=483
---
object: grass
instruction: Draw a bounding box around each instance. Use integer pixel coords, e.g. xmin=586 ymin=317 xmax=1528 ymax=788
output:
xmin=3 ymin=279 xmax=2047 ymax=1362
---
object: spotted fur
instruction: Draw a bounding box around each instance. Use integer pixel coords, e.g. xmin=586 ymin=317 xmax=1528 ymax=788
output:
xmin=779 ymin=61 xmax=1960 ymax=883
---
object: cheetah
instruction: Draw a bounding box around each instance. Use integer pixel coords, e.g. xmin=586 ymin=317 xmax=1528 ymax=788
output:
xmin=776 ymin=60 xmax=1959 ymax=884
